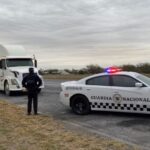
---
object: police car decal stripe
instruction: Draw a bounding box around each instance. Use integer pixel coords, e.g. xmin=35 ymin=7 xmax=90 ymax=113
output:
xmin=90 ymin=102 xmax=150 ymax=112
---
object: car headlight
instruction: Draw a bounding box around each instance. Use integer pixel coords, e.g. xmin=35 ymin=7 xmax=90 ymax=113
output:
xmin=11 ymin=79 xmax=19 ymax=85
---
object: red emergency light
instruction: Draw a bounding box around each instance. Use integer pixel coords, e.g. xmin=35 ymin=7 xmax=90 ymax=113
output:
xmin=105 ymin=67 xmax=122 ymax=73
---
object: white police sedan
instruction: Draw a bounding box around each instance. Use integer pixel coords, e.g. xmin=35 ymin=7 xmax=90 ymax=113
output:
xmin=60 ymin=67 xmax=150 ymax=115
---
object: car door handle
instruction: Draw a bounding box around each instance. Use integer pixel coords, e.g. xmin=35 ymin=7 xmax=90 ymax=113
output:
xmin=86 ymin=89 xmax=91 ymax=91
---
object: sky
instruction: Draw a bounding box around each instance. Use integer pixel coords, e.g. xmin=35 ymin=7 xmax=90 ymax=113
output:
xmin=0 ymin=0 xmax=150 ymax=69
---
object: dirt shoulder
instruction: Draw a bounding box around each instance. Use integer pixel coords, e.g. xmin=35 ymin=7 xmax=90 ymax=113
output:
xmin=0 ymin=100 xmax=139 ymax=150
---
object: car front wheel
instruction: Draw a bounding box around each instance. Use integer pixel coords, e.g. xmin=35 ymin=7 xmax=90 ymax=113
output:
xmin=71 ymin=95 xmax=90 ymax=115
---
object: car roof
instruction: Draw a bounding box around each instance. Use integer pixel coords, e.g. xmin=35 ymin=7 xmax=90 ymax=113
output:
xmin=78 ymin=71 xmax=141 ymax=83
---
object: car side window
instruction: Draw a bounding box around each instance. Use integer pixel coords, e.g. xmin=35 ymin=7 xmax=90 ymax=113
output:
xmin=86 ymin=75 xmax=109 ymax=86
xmin=112 ymin=75 xmax=138 ymax=87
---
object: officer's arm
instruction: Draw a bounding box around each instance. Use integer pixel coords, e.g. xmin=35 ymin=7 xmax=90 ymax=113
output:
xmin=36 ymin=76 xmax=42 ymax=87
xmin=22 ymin=76 xmax=27 ymax=88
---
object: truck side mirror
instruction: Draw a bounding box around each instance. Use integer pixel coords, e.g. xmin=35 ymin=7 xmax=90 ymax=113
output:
xmin=2 ymin=59 xmax=6 ymax=70
xmin=35 ymin=59 xmax=37 ymax=68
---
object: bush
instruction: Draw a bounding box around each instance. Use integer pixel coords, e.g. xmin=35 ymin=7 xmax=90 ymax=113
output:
xmin=136 ymin=63 xmax=150 ymax=73
xmin=120 ymin=64 xmax=137 ymax=72
xmin=44 ymin=62 xmax=150 ymax=75
xmin=78 ymin=68 xmax=89 ymax=74
xmin=86 ymin=64 xmax=104 ymax=74
xmin=46 ymin=69 xmax=59 ymax=74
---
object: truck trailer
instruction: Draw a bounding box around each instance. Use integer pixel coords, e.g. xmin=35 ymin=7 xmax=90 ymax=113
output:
xmin=0 ymin=45 xmax=44 ymax=95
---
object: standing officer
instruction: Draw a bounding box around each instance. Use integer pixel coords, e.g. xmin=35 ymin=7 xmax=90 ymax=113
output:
xmin=22 ymin=67 xmax=42 ymax=115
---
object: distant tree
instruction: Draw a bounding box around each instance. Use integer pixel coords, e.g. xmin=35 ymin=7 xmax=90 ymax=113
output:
xmin=78 ymin=68 xmax=89 ymax=74
xmin=86 ymin=64 xmax=104 ymax=74
xmin=47 ymin=69 xmax=59 ymax=74
xmin=45 ymin=62 xmax=150 ymax=75
xmin=120 ymin=64 xmax=137 ymax=72
xmin=136 ymin=63 xmax=150 ymax=73
xmin=64 ymin=69 xmax=71 ymax=73
xmin=70 ymin=69 xmax=79 ymax=74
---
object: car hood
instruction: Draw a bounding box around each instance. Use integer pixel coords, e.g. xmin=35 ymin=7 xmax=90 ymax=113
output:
xmin=8 ymin=66 xmax=38 ymax=73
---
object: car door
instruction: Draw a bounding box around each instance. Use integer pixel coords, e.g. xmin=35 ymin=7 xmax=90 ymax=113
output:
xmin=110 ymin=75 xmax=150 ymax=113
xmin=85 ymin=75 xmax=114 ymax=111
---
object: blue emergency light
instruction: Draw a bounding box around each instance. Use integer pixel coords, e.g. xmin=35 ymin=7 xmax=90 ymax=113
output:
xmin=105 ymin=67 xmax=122 ymax=73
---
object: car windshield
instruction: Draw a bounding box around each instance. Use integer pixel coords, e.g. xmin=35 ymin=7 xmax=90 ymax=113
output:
xmin=6 ymin=58 xmax=33 ymax=67
xmin=137 ymin=74 xmax=150 ymax=86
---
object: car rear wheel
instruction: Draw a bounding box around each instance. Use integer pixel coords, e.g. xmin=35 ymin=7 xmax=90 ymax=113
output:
xmin=4 ymin=81 xmax=11 ymax=96
xmin=71 ymin=95 xmax=90 ymax=115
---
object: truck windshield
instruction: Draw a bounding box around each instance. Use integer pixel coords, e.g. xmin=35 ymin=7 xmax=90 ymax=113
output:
xmin=6 ymin=59 xmax=33 ymax=67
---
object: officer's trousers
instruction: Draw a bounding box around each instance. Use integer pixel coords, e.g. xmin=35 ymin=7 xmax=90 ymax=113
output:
xmin=27 ymin=92 xmax=38 ymax=114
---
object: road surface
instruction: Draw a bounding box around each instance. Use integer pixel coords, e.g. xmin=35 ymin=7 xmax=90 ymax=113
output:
xmin=1 ymin=79 xmax=150 ymax=150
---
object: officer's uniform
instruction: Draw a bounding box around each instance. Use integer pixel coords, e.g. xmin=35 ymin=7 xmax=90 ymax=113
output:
xmin=22 ymin=68 xmax=42 ymax=115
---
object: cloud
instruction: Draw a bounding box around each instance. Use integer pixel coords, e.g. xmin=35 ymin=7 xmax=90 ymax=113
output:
xmin=0 ymin=0 xmax=150 ymax=68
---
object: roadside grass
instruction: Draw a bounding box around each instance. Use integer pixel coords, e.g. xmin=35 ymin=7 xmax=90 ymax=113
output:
xmin=0 ymin=100 xmax=139 ymax=150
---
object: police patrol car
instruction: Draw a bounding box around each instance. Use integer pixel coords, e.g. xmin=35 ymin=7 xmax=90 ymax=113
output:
xmin=60 ymin=67 xmax=150 ymax=115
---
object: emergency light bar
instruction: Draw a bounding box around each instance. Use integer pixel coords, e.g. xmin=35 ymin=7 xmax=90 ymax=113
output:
xmin=105 ymin=67 xmax=122 ymax=73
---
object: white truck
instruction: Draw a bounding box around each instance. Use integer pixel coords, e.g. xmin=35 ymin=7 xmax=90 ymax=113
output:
xmin=0 ymin=44 xmax=44 ymax=95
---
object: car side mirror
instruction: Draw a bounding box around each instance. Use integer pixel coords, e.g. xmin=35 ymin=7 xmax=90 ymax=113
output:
xmin=135 ymin=82 xmax=143 ymax=88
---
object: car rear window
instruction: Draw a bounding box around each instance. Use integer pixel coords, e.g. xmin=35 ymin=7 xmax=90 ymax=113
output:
xmin=86 ymin=75 xmax=109 ymax=86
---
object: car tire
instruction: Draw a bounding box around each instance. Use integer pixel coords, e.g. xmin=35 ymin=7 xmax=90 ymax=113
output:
xmin=71 ymin=95 xmax=90 ymax=115
xmin=4 ymin=81 xmax=11 ymax=96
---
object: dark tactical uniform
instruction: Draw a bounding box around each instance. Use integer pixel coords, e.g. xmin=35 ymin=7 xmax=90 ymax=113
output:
xmin=22 ymin=68 xmax=42 ymax=115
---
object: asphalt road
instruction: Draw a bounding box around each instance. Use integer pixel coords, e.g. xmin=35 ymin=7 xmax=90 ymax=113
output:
xmin=1 ymin=79 xmax=150 ymax=150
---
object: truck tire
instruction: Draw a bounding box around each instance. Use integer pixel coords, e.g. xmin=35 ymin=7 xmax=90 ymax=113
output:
xmin=71 ymin=95 xmax=90 ymax=115
xmin=4 ymin=81 xmax=11 ymax=96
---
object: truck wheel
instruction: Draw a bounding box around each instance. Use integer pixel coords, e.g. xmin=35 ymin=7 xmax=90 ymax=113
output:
xmin=4 ymin=82 xmax=11 ymax=96
xmin=71 ymin=95 xmax=90 ymax=115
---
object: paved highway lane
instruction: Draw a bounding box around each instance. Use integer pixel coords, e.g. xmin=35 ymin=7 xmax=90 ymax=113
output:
xmin=1 ymin=79 xmax=150 ymax=150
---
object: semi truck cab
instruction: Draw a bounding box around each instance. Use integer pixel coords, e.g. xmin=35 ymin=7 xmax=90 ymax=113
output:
xmin=0 ymin=45 xmax=44 ymax=95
